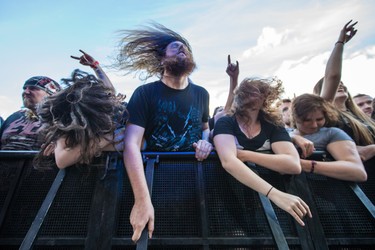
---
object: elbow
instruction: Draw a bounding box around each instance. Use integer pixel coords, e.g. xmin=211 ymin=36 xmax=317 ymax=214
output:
xmin=290 ymin=165 xmax=302 ymax=175
xmin=220 ymin=159 xmax=236 ymax=174
xmin=221 ymin=161 xmax=232 ymax=172
xmin=281 ymin=158 xmax=302 ymax=175
xmin=355 ymin=170 xmax=368 ymax=182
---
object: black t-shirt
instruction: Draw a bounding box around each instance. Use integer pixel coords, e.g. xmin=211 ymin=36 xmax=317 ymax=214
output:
xmin=126 ymin=80 xmax=209 ymax=151
xmin=213 ymin=115 xmax=291 ymax=151
xmin=0 ymin=110 xmax=43 ymax=150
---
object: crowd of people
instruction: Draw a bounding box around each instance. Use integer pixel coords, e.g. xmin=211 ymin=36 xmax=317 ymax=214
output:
xmin=0 ymin=20 xmax=373 ymax=242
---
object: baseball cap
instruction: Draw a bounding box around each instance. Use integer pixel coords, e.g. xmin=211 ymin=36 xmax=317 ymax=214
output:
xmin=23 ymin=76 xmax=61 ymax=95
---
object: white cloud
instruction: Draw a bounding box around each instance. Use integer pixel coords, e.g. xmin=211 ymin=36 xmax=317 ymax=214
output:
xmin=1 ymin=0 xmax=375 ymax=118
xmin=243 ymin=27 xmax=293 ymax=57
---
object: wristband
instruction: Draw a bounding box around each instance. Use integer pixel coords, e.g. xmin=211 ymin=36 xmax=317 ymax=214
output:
xmin=335 ymin=41 xmax=344 ymax=46
xmin=310 ymin=160 xmax=317 ymax=173
xmin=91 ymin=61 xmax=99 ymax=69
xmin=266 ymin=186 xmax=274 ymax=198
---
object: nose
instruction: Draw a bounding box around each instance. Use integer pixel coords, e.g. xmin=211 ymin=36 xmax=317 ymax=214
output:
xmin=365 ymin=103 xmax=372 ymax=108
xmin=23 ymin=87 xmax=31 ymax=94
xmin=311 ymin=121 xmax=318 ymax=128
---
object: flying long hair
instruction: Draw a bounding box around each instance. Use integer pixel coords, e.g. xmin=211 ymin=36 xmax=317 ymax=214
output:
xmin=114 ymin=22 xmax=193 ymax=80
xmin=34 ymin=69 xmax=126 ymax=169
xmin=231 ymin=77 xmax=284 ymax=127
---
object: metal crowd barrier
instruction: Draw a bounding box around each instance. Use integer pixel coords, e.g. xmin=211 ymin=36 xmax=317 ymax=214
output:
xmin=0 ymin=150 xmax=374 ymax=250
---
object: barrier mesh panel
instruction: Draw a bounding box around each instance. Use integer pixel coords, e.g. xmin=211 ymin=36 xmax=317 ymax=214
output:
xmin=34 ymin=247 xmax=84 ymax=250
xmin=149 ymin=247 xmax=201 ymax=250
xmin=152 ymin=160 xmax=200 ymax=237
xmin=0 ymin=159 xmax=58 ymax=237
xmin=0 ymin=159 xmax=24 ymax=212
xmin=210 ymin=246 xmax=302 ymax=250
xmin=358 ymin=163 xmax=375 ymax=204
xmin=253 ymin=164 xmax=298 ymax=238
xmin=115 ymin=164 xmax=135 ymax=237
xmin=203 ymin=160 xmax=271 ymax=237
xmin=306 ymin=173 xmax=375 ymax=238
xmin=38 ymin=166 xmax=97 ymax=237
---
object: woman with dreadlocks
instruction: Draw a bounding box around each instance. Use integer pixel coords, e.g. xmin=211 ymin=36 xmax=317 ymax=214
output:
xmin=34 ymin=55 xmax=126 ymax=169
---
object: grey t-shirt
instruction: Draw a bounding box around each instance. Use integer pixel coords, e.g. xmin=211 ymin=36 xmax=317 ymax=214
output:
xmin=290 ymin=127 xmax=353 ymax=151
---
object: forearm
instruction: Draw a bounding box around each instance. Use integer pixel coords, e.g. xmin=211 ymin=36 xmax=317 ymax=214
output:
xmin=300 ymin=159 xmax=367 ymax=182
xmin=320 ymin=43 xmax=344 ymax=102
xmin=224 ymin=76 xmax=237 ymax=112
xmin=93 ymin=65 xmax=116 ymax=93
xmin=202 ymin=128 xmax=210 ymax=141
xmin=238 ymin=150 xmax=300 ymax=174
xmin=54 ymin=138 xmax=82 ymax=169
xmin=123 ymin=144 xmax=151 ymax=202
xmin=222 ymin=156 xmax=274 ymax=196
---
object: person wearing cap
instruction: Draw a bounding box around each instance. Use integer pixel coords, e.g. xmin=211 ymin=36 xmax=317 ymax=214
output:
xmin=0 ymin=76 xmax=61 ymax=150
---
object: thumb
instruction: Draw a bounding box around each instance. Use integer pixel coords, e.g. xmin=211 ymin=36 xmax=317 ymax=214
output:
xmin=193 ymin=142 xmax=198 ymax=149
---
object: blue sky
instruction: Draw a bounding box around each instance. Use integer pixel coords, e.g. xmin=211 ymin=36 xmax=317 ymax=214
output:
xmin=1 ymin=0 xmax=375 ymax=119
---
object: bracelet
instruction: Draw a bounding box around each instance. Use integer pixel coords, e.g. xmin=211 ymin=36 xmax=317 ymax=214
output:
xmin=310 ymin=160 xmax=317 ymax=173
xmin=91 ymin=61 xmax=99 ymax=69
xmin=266 ymin=186 xmax=274 ymax=197
xmin=335 ymin=41 xmax=344 ymax=46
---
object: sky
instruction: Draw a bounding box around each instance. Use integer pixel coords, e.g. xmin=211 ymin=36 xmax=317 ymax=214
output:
xmin=1 ymin=0 xmax=375 ymax=119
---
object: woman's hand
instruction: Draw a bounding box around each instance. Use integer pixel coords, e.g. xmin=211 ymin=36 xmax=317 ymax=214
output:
xmin=268 ymin=188 xmax=312 ymax=226
xmin=291 ymin=134 xmax=315 ymax=158
xmin=337 ymin=20 xmax=358 ymax=44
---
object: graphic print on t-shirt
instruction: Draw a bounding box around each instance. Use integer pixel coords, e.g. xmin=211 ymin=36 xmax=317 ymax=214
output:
xmin=147 ymin=99 xmax=201 ymax=151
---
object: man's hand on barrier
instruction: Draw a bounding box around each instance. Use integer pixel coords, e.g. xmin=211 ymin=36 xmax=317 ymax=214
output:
xmin=193 ymin=140 xmax=213 ymax=161
xmin=130 ymin=199 xmax=154 ymax=243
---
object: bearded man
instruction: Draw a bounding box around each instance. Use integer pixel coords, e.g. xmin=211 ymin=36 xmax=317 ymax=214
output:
xmin=0 ymin=76 xmax=60 ymax=150
xmin=115 ymin=23 xmax=213 ymax=242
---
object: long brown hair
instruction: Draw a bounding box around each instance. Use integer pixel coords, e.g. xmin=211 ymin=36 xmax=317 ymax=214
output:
xmin=314 ymin=78 xmax=375 ymax=145
xmin=114 ymin=22 xmax=193 ymax=80
xmin=291 ymin=93 xmax=340 ymax=128
xmin=232 ymin=77 xmax=284 ymax=127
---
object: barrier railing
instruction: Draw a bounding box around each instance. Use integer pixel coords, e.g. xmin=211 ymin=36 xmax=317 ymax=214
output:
xmin=0 ymin=150 xmax=374 ymax=250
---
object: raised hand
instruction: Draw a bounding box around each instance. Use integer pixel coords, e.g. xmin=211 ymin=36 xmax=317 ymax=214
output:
xmin=337 ymin=20 xmax=358 ymax=44
xmin=71 ymin=49 xmax=99 ymax=69
xmin=226 ymin=55 xmax=239 ymax=80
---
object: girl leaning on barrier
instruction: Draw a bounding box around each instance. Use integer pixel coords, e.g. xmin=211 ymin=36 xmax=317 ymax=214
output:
xmin=290 ymin=93 xmax=367 ymax=182
xmin=213 ymin=76 xmax=312 ymax=226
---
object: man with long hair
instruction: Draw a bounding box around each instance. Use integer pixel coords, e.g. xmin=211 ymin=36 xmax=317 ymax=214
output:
xmin=115 ymin=23 xmax=213 ymax=242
